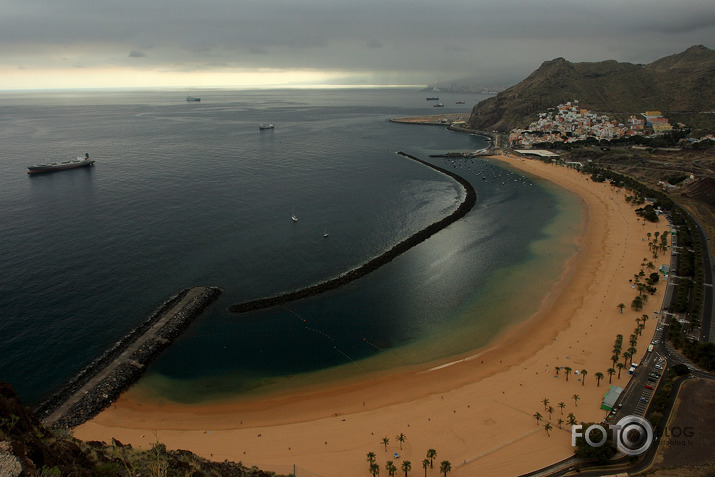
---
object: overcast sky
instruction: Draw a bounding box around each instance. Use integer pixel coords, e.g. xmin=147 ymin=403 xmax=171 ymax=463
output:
xmin=1 ymin=0 xmax=713 ymax=90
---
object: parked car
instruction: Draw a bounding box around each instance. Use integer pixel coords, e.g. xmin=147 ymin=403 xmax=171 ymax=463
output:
xmin=645 ymin=385 xmax=654 ymax=390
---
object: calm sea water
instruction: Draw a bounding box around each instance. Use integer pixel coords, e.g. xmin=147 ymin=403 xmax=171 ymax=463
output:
xmin=0 ymin=88 xmax=580 ymax=405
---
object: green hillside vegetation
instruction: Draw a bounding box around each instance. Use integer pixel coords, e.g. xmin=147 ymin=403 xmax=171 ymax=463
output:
xmin=468 ymin=45 xmax=715 ymax=132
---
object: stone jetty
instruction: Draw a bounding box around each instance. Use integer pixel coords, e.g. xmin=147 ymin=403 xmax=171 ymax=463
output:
xmin=228 ymin=152 xmax=476 ymax=313
xmin=36 ymin=286 xmax=221 ymax=428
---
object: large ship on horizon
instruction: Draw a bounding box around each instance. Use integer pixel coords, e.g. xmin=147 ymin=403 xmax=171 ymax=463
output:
xmin=27 ymin=153 xmax=95 ymax=175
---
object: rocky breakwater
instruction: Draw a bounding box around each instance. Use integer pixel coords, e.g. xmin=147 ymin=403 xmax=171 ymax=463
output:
xmin=36 ymin=286 xmax=221 ymax=429
xmin=228 ymin=152 xmax=476 ymax=313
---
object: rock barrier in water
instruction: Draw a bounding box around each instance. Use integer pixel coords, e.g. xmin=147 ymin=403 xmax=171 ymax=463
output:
xmin=228 ymin=152 xmax=476 ymax=313
xmin=36 ymin=286 xmax=221 ymax=428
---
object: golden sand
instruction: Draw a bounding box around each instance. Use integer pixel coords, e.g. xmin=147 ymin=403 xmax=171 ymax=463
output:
xmin=75 ymin=154 xmax=666 ymax=476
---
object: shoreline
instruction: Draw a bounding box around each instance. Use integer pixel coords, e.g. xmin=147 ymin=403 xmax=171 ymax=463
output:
xmin=75 ymin=155 xmax=667 ymax=476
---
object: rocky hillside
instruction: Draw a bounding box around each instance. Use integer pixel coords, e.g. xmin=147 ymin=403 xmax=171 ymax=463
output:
xmin=468 ymin=45 xmax=715 ymax=132
xmin=0 ymin=382 xmax=282 ymax=477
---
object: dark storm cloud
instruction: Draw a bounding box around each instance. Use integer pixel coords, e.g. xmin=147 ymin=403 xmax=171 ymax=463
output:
xmin=1 ymin=0 xmax=713 ymax=85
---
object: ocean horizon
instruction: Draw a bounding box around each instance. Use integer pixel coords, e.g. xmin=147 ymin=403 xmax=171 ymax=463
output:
xmin=0 ymin=88 xmax=581 ymax=405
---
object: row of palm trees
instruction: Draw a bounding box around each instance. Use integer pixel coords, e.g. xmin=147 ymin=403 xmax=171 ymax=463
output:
xmin=626 ymin=246 xmax=667 ymax=311
xmin=367 ymin=443 xmax=450 ymax=476
xmin=553 ymin=365 xmax=606 ymax=387
xmin=646 ymin=230 xmax=669 ymax=256
xmin=608 ymin=314 xmax=649 ymax=375
xmin=534 ymin=397 xmax=580 ymax=437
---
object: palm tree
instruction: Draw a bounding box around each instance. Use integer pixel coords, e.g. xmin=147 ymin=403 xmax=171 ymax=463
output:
xmin=595 ymin=372 xmax=604 ymax=387
xmin=542 ymin=397 xmax=550 ymax=411
xmin=396 ymin=433 xmax=406 ymax=450
xmin=617 ymin=303 xmax=625 ymax=314
xmin=382 ymin=437 xmax=390 ymax=452
xmin=555 ymin=366 xmax=561 ymax=377
xmin=426 ymin=449 xmax=437 ymax=469
xmin=401 ymin=460 xmax=411 ymax=477
xmin=370 ymin=462 xmax=381 ymax=476
xmin=611 ymin=353 xmax=620 ymax=368
xmin=422 ymin=459 xmax=430 ymax=477
xmin=557 ymin=418 xmax=564 ymax=429
xmin=607 ymin=368 xmax=616 ymax=383
xmin=367 ymin=451 xmax=377 ymax=465
xmin=563 ymin=366 xmax=572 ymax=381
xmin=572 ymin=394 xmax=580 ymax=407
xmin=623 ymin=351 xmax=632 ymax=368
xmin=544 ymin=422 xmax=552 ymax=437
xmin=580 ymin=369 xmax=587 ymax=386
xmin=567 ymin=413 xmax=577 ymax=427
xmin=386 ymin=460 xmax=397 ymax=477
xmin=616 ymin=362 xmax=624 ymax=379
xmin=439 ymin=460 xmax=452 ymax=476
xmin=558 ymin=402 xmax=566 ymax=415
xmin=533 ymin=412 xmax=543 ymax=426
xmin=547 ymin=406 xmax=554 ymax=420
xmin=628 ymin=346 xmax=638 ymax=361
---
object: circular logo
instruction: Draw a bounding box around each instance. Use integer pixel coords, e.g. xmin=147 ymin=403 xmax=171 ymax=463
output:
xmin=614 ymin=416 xmax=653 ymax=455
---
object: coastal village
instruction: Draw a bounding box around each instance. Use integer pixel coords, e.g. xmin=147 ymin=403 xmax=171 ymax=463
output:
xmin=508 ymin=100 xmax=676 ymax=147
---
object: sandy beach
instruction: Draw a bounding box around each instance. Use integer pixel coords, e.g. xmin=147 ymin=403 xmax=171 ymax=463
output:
xmin=75 ymin=154 xmax=668 ymax=476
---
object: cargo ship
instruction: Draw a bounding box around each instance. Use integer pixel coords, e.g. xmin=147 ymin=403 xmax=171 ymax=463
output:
xmin=28 ymin=153 xmax=95 ymax=175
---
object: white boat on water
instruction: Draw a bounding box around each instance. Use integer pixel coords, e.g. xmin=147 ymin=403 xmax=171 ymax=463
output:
xmin=323 ymin=228 xmax=329 ymax=238
xmin=259 ymin=123 xmax=274 ymax=130
xmin=292 ymin=209 xmax=298 ymax=222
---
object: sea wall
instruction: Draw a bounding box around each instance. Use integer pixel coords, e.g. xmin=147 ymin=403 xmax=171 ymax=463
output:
xmin=36 ymin=286 xmax=221 ymax=428
xmin=228 ymin=152 xmax=477 ymax=313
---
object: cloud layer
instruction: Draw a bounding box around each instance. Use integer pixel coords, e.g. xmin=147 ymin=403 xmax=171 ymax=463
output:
xmin=1 ymin=0 xmax=713 ymax=89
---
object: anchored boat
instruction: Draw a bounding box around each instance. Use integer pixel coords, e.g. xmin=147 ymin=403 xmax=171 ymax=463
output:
xmin=28 ymin=153 xmax=95 ymax=175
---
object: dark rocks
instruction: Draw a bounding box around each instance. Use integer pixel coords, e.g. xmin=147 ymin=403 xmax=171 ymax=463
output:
xmin=228 ymin=152 xmax=477 ymax=313
xmin=35 ymin=287 xmax=221 ymax=429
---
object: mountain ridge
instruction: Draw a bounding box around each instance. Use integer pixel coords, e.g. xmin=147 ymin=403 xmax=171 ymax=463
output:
xmin=468 ymin=45 xmax=715 ymax=132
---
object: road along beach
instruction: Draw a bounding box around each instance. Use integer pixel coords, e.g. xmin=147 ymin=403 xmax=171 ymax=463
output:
xmin=74 ymin=154 xmax=666 ymax=476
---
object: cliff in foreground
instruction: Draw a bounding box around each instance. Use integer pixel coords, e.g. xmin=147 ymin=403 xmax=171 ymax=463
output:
xmin=0 ymin=382 xmax=281 ymax=477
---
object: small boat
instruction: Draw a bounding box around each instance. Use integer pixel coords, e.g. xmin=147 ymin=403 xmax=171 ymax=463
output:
xmin=291 ymin=209 xmax=298 ymax=222
xmin=323 ymin=228 xmax=329 ymax=238
xmin=456 ymin=100 xmax=465 ymax=104
xmin=28 ymin=153 xmax=95 ymax=175
xmin=259 ymin=123 xmax=274 ymax=130
xmin=426 ymin=97 xmax=439 ymax=101
xmin=433 ymin=103 xmax=444 ymax=108
xmin=186 ymin=96 xmax=201 ymax=102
